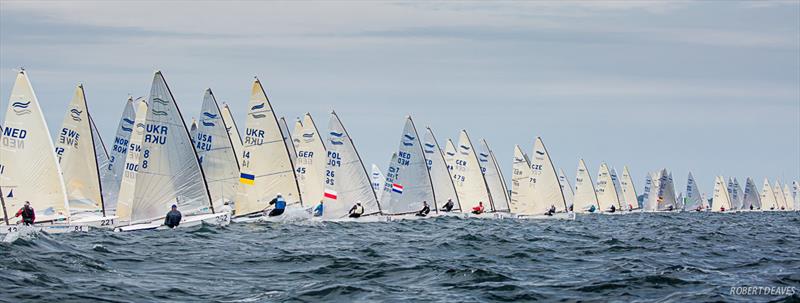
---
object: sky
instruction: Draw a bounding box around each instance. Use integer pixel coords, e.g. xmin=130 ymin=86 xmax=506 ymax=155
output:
xmin=1 ymin=1 xmax=798 ymax=195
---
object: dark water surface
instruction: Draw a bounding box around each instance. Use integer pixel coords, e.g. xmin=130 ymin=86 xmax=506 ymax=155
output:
xmin=2 ymin=212 xmax=799 ymax=302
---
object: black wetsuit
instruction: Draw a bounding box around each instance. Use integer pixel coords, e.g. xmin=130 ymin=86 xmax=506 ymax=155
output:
xmin=609 ymin=205 xmax=616 ymax=213
xmin=164 ymin=210 xmax=182 ymax=228
xmin=349 ymin=205 xmax=364 ymax=218
xmin=442 ymin=201 xmax=454 ymax=212
xmin=416 ymin=205 xmax=430 ymax=217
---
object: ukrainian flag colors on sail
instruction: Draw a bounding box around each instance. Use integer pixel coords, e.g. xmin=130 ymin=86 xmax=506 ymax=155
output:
xmin=240 ymin=173 xmax=255 ymax=185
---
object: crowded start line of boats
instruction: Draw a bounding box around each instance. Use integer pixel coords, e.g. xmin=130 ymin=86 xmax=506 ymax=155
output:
xmin=1 ymin=70 xmax=797 ymax=239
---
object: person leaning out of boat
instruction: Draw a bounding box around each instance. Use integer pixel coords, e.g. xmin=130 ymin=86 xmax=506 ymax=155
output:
xmin=471 ymin=202 xmax=485 ymax=214
xmin=545 ymin=205 xmax=556 ymax=216
xmin=313 ymin=200 xmax=324 ymax=217
xmin=588 ymin=204 xmax=596 ymax=213
xmin=15 ymin=201 xmax=35 ymax=225
xmin=609 ymin=204 xmax=616 ymax=213
xmin=267 ymin=193 xmax=286 ymax=217
xmin=349 ymin=201 xmax=365 ymax=218
xmin=441 ymin=199 xmax=455 ymax=212
xmin=164 ymin=204 xmax=182 ymax=228
xmin=416 ymin=201 xmax=430 ymax=217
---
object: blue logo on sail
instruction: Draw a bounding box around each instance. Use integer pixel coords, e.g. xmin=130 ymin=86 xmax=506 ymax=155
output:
xmin=201 ymin=121 xmax=215 ymax=127
xmin=121 ymin=117 xmax=134 ymax=132
xmin=12 ymin=101 xmax=31 ymax=115
xmin=535 ymin=150 xmax=545 ymax=155
xmin=70 ymin=108 xmax=82 ymax=121
xmin=202 ymin=112 xmax=218 ymax=119
xmin=249 ymin=103 xmax=268 ymax=119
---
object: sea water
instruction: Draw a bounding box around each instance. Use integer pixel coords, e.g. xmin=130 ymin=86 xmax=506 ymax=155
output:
xmin=1 ymin=212 xmax=798 ymax=302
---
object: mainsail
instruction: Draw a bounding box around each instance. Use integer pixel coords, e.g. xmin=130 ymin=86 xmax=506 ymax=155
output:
xmin=451 ymin=130 xmax=493 ymax=211
xmin=558 ymin=168 xmax=575 ymax=209
xmin=104 ymin=97 xmax=136 ymax=215
xmin=54 ymin=84 xmax=104 ymax=216
xmin=235 ymin=78 xmax=302 ymax=216
xmin=293 ymin=113 xmax=327 ymax=206
xmin=642 ymin=172 xmax=655 ymax=211
xmin=773 ymin=180 xmax=788 ymax=209
xmin=509 ymin=145 xmax=533 ymax=214
xmin=129 ymin=71 xmax=213 ymax=224
xmin=782 ymin=184 xmax=795 ymax=210
xmin=370 ymin=164 xmax=385 ymax=203
xmin=573 ymin=159 xmax=599 ymax=213
xmin=683 ymin=172 xmax=704 ymax=210
xmin=322 ymin=111 xmax=381 ymax=218
xmin=422 ymin=127 xmax=460 ymax=211
xmin=195 ymin=89 xmax=240 ymax=210
xmin=220 ymin=102 xmax=243 ymax=158
xmin=189 ymin=118 xmax=198 ymax=145
xmin=528 ymin=137 xmax=567 ymax=214
xmin=381 ymin=117 xmax=435 ymax=215
xmin=761 ymin=179 xmax=777 ymax=210
xmin=619 ymin=166 xmax=638 ymax=210
xmin=595 ymin=162 xmax=621 ymax=211
xmin=279 ymin=116 xmax=297 ymax=169
xmin=741 ymin=177 xmax=761 ymax=210
xmin=443 ymin=139 xmax=457 ymax=173
xmin=711 ymin=176 xmax=732 ymax=212
xmin=0 ymin=70 xmax=70 ymax=223
xmin=90 ymin=115 xmax=112 ymax=211
xmin=115 ymin=99 xmax=148 ymax=223
xmin=478 ymin=139 xmax=510 ymax=212
xmin=731 ymin=178 xmax=744 ymax=210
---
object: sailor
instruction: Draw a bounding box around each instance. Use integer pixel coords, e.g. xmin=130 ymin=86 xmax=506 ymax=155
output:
xmin=218 ymin=201 xmax=233 ymax=215
xmin=628 ymin=203 xmax=634 ymax=211
xmin=313 ymin=200 xmax=324 ymax=217
xmin=588 ymin=204 xmax=596 ymax=213
xmin=441 ymin=199 xmax=455 ymax=212
xmin=164 ymin=204 xmax=182 ymax=228
xmin=348 ymin=201 xmax=365 ymax=218
xmin=471 ymin=202 xmax=485 ymax=215
xmin=720 ymin=206 xmax=726 ymax=212
xmin=609 ymin=204 xmax=616 ymax=213
xmin=749 ymin=204 xmax=754 ymax=210
xmin=15 ymin=201 xmax=35 ymax=226
xmin=667 ymin=205 xmax=674 ymax=212
xmin=416 ymin=201 xmax=431 ymax=217
xmin=569 ymin=204 xmax=574 ymax=212
xmin=268 ymin=193 xmax=287 ymax=217
xmin=545 ymin=205 xmax=555 ymax=216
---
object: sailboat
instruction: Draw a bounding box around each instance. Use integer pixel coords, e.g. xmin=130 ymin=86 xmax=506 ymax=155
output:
xmin=595 ymin=162 xmax=621 ymax=212
xmin=558 ymin=168 xmax=575 ymax=210
xmin=319 ymin=111 xmax=383 ymax=220
xmin=234 ymin=78 xmax=303 ymax=222
xmin=515 ymin=137 xmax=573 ymax=219
xmin=1 ymin=70 xmax=88 ymax=235
xmin=451 ymin=130 xmax=496 ymax=217
xmin=104 ymin=97 xmax=137 ymax=216
xmin=727 ymin=178 xmax=743 ymax=210
xmin=189 ymin=118 xmax=198 ymax=145
xmin=619 ymin=166 xmax=638 ymax=211
xmin=683 ymin=172 xmax=705 ymax=211
xmin=194 ymin=89 xmax=240 ymax=212
xmin=651 ymin=169 xmax=678 ymax=211
xmin=760 ymin=179 xmax=778 ymax=210
xmin=54 ymin=84 xmax=118 ymax=227
xmin=114 ymin=71 xmax=229 ymax=232
xmin=422 ymin=127 xmax=461 ymax=212
xmin=220 ymin=102 xmax=243 ymax=158
xmin=381 ymin=117 xmax=435 ymax=217
xmin=478 ymin=139 xmax=511 ymax=213
xmin=773 ymin=180 xmax=788 ymax=210
xmin=610 ymin=168 xmax=626 ymax=208
xmin=509 ymin=145 xmax=532 ymax=215
xmin=782 ymin=184 xmax=795 ymax=211
xmin=279 ymin=116 xmax=297 ymax=169
xmin=711 ymin=176 xmax=732 ymax=212
xmin=793 ymin=180 xmax=799 ymax=210
xmin=293 ymin=113 xmax=327 ymax=207
xmin=443 ymin=139 xmax=457 ymax=173
xmin=741 ymin=177 xmax=761 ymax=210
xmin=573 ymin=159 xmax=599 ymax=213
xmin=370 ymin=164 xmax=385 ymax=203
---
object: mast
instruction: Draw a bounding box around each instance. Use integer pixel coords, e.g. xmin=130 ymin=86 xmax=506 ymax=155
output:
xmin=408 ymin=117 xmax=437 ymax=213
xmin=426 ymin=126 xmax=460 ymax=213
xmin=463 ymin=131 xmax=495 ymax=211
xmin=83 ymin=84 xmax=107 ymax=217
xmin=539 ymin=137 xmax=568 ymax=211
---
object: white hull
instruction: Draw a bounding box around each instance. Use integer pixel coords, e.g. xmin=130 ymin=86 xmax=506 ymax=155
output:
xmin=465 ymin=211 xmax=513 ymax=219
xmin=514 ymin=212 xmax=576 ymax=220
xmin=312 ymin=214 xmax=391 ymax=223
xmin=71 ymin=215 xmax=119 ymax=228
xmin=114 ymin=212 xmax=230 ymax=232
xmin=232 ymin=206 xmax=312 ymax=223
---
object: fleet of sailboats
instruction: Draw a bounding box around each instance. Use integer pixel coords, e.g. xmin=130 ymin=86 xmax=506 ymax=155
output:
xmin=1 ymin=70 xmax=797 ymax=235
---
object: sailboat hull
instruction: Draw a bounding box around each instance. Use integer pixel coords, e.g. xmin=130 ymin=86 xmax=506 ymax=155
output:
xmin=114 ymin=212 xmax=231 ymax=232
xmin=514 ymin=212 xmax=576 ymax=220
xmin=1 ymin=224 xmax=90 ymax=235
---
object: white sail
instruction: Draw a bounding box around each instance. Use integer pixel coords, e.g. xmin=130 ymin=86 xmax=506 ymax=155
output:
xmin=0 ymin=70 xmax=69 ymax=223
xmin=683 ymin=172 xmax=704 ymax=210
xmin=741 ymin=177 xmax=760 ymax=210
xmin=610 ymin=168 xmax=625 ymax=206
xmin=573 ymin=159 xmax=599 ymax=213
xmin=558 ymin=168 xmax=574 ymax=210
xmin=782 ymin=184 xmax=794 ymax=210
xmin=451 ymin=130 xmax=492 ymax=211
xmin=322 ymin=111 xmax=381 ymax=218
xmin=195 ymin=89 xmax=240 ymax=210
xmin=370 ymin=164 xmax=385 ymax=203
xmin=773 ymin=180 xmax=788 ymax=210
xmin=381 ymin=117 xmax=435 ymax=215
xmin=760 ymin=179 xmax=778 ymax=210
xmin=793 ymin=180 xmax=799 ymax=210
xmin=619 ymin=166 xmax=638 ymax=210
xmin=279 ymin=116 xmax=297 ymax=169
xmin=422 ymin=127 xmax=460 ymax=211
xmin=478 ymin=139 xmax=510 ymax=212
xmin=642 ymin=172 xmax=656 ymax=211
xmin=711 ymin=176 xmax=732 ymax=212
xmin=595 ymin=162 xmax=621 ymax=211
xmin=104 ymin=97 xmax=136 ymax=214
xmin=731 ymin=178 xmax=744 ymax=209
xmin=509 ymin=145 xmax=532 ymax=214
xmin=129 ymin=71 xmax=213 ymax=224
xmin=528 ymin=137 xmax=568 ymax=214
xmin=653 ymin=169 xmax=677 ymax=210
xmin=220 ymin=103 xmax=243 ymax=158
xmin=443 ymin=139 xmax=457 ymax=173
xmin=90 ymin=115 xmax=112 ymax=211
xmin=236 ymin=78 xmax=302 ymax=216
xmin=189 ymin=118 xmax=198 ymax=146
xmin=54 ymin=84 xmax=104 ymax=216
xmin=293 ymin=113 xmax=327 ymax=206
xmin=115 ymin=99 xmax=148 ymax=223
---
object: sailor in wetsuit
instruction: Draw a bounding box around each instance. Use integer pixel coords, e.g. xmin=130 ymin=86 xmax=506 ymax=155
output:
xmin=416 ymin=201 xmax=431 ymax=217
xmin=15 ymin=201 xmax=35 ymax=225
xmin=348 ymin=202 xmax=365 ymax=218
xmin=164 ymin=204 xmax=182 ymax=228
xmin=441 ymin=199 xmax=455 ymax=212
xmin=268 ymin=193 xmax=286 ymax=217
